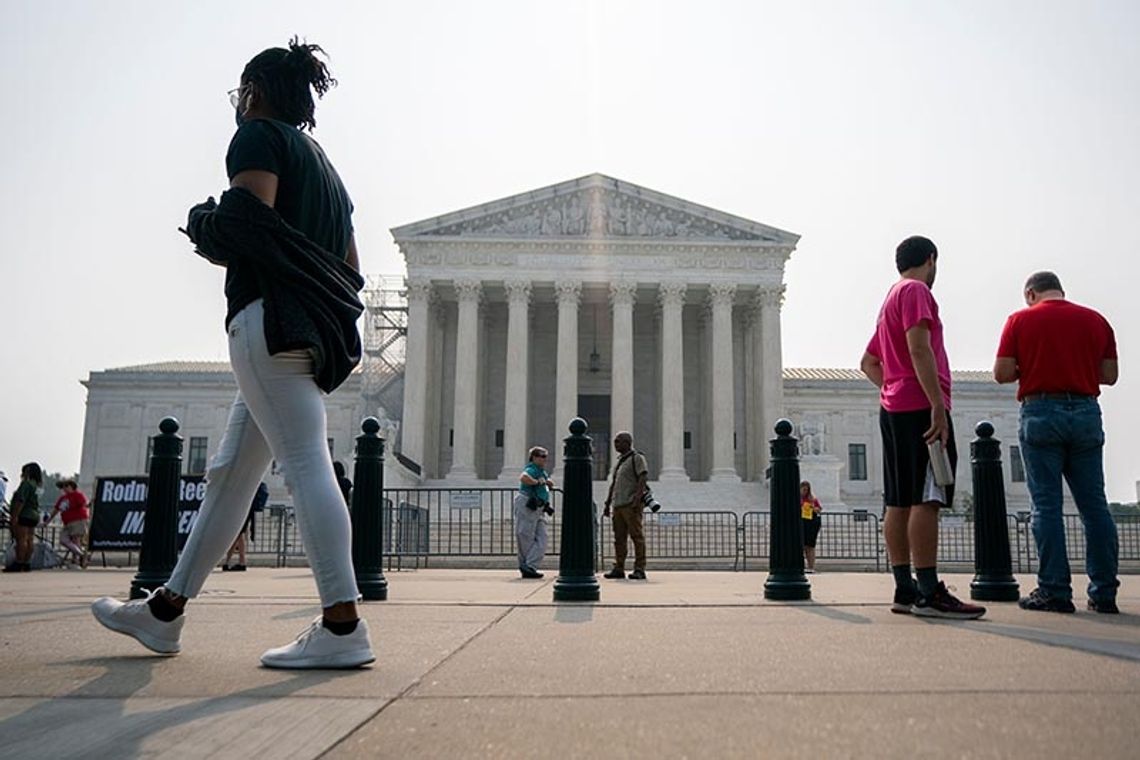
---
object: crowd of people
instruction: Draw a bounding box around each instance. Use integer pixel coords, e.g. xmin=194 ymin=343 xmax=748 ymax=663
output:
xmin=4 ymin=38 xmax=1122 ymax=671
xmin=3 ymin=466 xmax=91 ymax=573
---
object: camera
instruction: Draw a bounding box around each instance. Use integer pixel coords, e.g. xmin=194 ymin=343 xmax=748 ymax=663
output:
xmin=542 ymin=502 xmax=555 ymax=517
xmin=642 ymin=487 xmax=661 ymax=513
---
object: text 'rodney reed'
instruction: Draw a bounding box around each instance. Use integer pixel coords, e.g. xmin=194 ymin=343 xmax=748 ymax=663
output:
xmin=100 ymin=479 xmax=209 ymax=503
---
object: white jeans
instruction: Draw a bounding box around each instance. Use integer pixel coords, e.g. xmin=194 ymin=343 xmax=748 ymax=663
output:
xmin=166 ymin=300 xmax=359 ymax=607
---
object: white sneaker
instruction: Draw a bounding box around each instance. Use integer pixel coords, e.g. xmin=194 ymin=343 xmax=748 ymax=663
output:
xmin=91 ymin=588 xmax=184 ymax=655
xmin=260 ymin=617 xmax=375 ymax=670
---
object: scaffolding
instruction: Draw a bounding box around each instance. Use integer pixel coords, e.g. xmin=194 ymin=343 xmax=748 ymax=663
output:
xmin=360 ymin=275 xmax=407 ymax=427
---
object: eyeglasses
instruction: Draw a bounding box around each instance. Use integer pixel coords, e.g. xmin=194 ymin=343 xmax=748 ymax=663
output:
xmin=227 ymin=87 xmax=245 ymax=109
xmin=535 ymin=454 xmax=548 ymax=458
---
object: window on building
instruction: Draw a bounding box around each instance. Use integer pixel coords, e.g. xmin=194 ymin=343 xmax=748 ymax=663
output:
xmin=683 ymin=431 xmax=692 ymax=450
xmin=187 ymin=437 xmax=208 ymax=475
xmin=495 ymin=429 xmax=504 ymax=448
xmin=1009 ymin=445 xmax=1026 ymax=483
xmin=848 ymin=443 xmax=867 ymax=481
xmin=144 ymin=437 xmax=154 ymax=474
xmin=327 ymin=438 xmax=335 ymax=460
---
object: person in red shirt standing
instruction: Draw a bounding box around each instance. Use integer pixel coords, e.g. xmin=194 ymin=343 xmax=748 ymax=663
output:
xmin=994 ymin=271 xmax=1120 ymax=614
xmin=46 ymin=478 xmax=90 ymax=568
xmin=861 ymin=236 xmax=985 ymax=619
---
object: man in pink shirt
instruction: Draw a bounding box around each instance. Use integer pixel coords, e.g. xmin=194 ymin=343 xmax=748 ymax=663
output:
xmin=861 ymin=236 xmax=985 ymax=619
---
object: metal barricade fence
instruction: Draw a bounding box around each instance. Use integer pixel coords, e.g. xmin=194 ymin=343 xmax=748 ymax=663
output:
xmin=596 ymin=510 xmax=740 ymax=570
xmin=741 ymin=512 xmax=883 ymax=571
xmin=1011 ymin=512 xmax=1140 ymax=573
xmin=241 ymin=492 xmax=1140 ymax=573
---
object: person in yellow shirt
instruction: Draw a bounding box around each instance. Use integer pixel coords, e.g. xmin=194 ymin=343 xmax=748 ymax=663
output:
xmin=800 ymin=481 xmax=823 ymax=572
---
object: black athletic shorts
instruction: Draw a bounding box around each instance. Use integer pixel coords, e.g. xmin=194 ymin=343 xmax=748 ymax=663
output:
xmin=17 ymin=515 xmax=40 ymax=528
xmin=879 ymin=407 xmax=956 ymax=508
xmin=802 ymin=516 xmax=822 ymax=547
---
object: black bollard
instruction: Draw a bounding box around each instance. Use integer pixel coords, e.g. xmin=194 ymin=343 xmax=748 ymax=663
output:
xmin=130 ymin=417 xmax=183 ymax=599
xmin=764 ymin=419 xmax=811 ymax=600
xmin=969 ymin=421 xmax=1020 ymax=601
xmin=554 ymin=417 xmax=600 ymax=602
xmin=352 ymin=417 xmax=388 ymax=601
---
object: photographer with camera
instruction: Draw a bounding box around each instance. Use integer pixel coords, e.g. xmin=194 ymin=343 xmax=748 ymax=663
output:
xmin=514 ymin=446 xmax=555 ymax=579
xmin=603 ymin=432 xmax=650 ymax=581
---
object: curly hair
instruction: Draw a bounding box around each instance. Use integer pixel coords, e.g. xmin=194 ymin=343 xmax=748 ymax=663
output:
xmin=241 ymin=36 xmax=337 ymax=131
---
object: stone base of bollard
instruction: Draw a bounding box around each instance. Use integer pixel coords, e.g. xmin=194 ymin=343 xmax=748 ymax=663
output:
xmin=970 ymin=575 xmax=1020 ymax=602
xmin=763 ymin=573 xmax=812 ymax=601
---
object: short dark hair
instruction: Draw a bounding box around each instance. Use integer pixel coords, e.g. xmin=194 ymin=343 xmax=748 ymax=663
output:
xmin=242 ymin=36 xmax=336 ymax=132
xmin=895 ymin=236 xmax=938 ymax=273
xmin=1025 ymin=271 xmax=1064 ymax=295
xmin=333 ymin=460 xmax=346 ymax=478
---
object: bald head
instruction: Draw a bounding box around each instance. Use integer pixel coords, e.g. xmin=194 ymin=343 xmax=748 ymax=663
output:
xmin=613 ymin=431 xmax=633 ymax=454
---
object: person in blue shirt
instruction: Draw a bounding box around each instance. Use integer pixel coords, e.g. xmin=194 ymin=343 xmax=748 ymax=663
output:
xmin=514 ymin=447 xmax=555 ymax=578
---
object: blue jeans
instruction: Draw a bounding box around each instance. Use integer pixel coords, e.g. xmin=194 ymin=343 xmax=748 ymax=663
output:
xmin=1019 ymin=397 xmax=1118 ymax=602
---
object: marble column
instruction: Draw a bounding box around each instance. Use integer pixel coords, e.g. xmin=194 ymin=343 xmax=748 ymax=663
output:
xmin=554 ymin=280 xmax=582 ymax=447
xmin=399 ymin=278 xmax=433 ymax=473
xmin=743 ymin=305 xmax=758 ymax=481
xmin=499 ymin=279 xmax=532 ymax=479
xmin=708 ymin=282 xmax=740 ymax=482
xmin=447 ymin=279 xmax=482 ymax=479
xmin=657 ymin=282 xmax=688 ymax=481
xmin=759 ymin=285 xmax=786 ymax=473
xmin=424 ymin=299 xmax=447 ymax=478
xmin=609 ymin=281 xmax=637 ymax=440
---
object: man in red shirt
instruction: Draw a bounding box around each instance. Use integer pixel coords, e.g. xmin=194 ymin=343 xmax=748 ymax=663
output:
xmin=47 ymin=478 xmax=90 ymax=568
xmin=994 ymin=271 xmax=1120 ymax=614
xmin=861 ymin=235 xmax=985 ymax=619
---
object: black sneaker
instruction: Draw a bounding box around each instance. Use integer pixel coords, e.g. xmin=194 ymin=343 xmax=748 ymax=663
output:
xmin=603 ymin=568 xmax=625 ymax=579
xmin=1018 ymin=588 xmax=1076 ymax=614
xmin=628 ymin=569 xmax=647 ymax=581
xmin=519 ymin=568 xmax=544 ymax=579
xmin=913 ymin=582 xmax=986 ymax=620
xmin=1087 ymin=598 xmax=1119 ymax=614
xmin=891 ymin=586 xmax=917 ymax=614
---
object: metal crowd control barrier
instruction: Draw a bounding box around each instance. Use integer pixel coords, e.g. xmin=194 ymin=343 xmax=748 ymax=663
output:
xmin=596 ymin=510 xmax=740 ymax=570
xmin=741 ymin=511 xmax=883 ymax=571
xmin=190 ymin=491 xmax=1140 ymax=574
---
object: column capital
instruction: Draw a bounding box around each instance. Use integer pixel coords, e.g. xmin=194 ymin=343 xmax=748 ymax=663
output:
xmin=609 ymin=280 xmax=637 ymax=307
xmin=405 ymin=277 xmax=435 ymax=303
xmin=454 ymin=278 xmax=483 ymax=304
xmin=554 ymin=279 xmax=582 ymax=306
xmin=503 ymin=278 xmax=533 ymax=305
xmin=756 ymin=284 xmax=786 ymax=310
xmin=707 ymin=282 xmax=737 ymax=308
xmin=657 ymin=281 xmax=687 ymax=309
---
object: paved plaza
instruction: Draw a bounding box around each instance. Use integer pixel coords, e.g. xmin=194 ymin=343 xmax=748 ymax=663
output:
xmin=1 ymin=568 xmax=1138 ymax=759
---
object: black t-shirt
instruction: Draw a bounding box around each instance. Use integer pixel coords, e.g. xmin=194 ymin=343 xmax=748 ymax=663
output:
xmin=223 ymin=118 xmax=354 ymax=324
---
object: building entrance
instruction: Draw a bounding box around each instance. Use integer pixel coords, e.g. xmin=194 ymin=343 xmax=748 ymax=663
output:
xmin=578 ymin=394 xmax=611 ymax=480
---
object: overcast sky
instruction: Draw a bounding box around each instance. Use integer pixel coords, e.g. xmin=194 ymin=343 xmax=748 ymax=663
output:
xmin=2 ymin=1 xmax=1137 ymax=499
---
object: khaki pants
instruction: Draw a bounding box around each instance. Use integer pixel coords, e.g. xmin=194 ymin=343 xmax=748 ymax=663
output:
xmin=612 ymin=504 xmax=646 ymax=571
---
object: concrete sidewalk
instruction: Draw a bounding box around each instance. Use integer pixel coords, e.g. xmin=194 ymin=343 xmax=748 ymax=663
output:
xmin=1 ymin=568 xmax=1137 ymax=759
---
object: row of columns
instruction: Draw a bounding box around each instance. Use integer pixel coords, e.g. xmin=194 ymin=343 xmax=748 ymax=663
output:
xmin=400 ymin=277 xmax=785 ymax=481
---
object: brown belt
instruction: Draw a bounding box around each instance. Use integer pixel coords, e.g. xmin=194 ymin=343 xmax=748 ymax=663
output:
xmin=1021 ymin=392 xmax=1093 ymax=403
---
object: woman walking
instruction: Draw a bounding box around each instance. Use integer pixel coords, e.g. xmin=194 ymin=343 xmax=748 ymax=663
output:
xmin=514 ymin=447 xmax=554 ymax=578
xmin=4 ymin=463 xmax=43 ymax=573
xmin=92 ymin=38 xmax=373 ymax=668
xmin=801 ymin=481 xmax=823 ymax=572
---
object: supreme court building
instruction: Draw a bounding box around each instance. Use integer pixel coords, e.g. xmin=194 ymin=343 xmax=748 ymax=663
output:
xmin=79 ymin=174 xmax=1028 ymax=512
